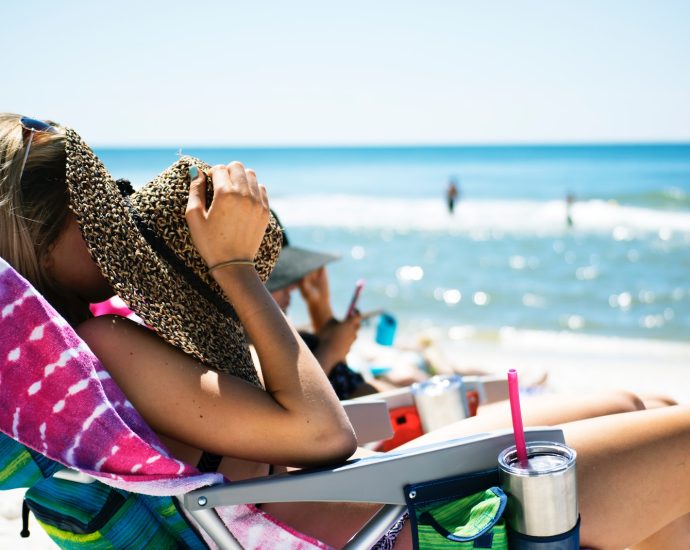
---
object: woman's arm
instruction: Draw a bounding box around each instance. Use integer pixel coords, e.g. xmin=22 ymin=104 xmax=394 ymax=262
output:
xmin=78 ymin=316 xmax=354 ymax=468
xmin=79 ymin=162 xmax=356 ymax=468
xmin=188 ymin=162 xmax=356 ymax=464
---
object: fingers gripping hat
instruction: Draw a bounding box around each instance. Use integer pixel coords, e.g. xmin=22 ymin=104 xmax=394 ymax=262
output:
xmin=64 ymin=128 xmax=282 ymax=386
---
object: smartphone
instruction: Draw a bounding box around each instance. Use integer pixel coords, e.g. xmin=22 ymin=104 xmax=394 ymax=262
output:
xmin=345 ymin=279 xmax=365 ymax=318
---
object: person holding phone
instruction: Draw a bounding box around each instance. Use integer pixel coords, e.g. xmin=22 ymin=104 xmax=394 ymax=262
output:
xmin=266 ymin=212 xmax=390 ymax=399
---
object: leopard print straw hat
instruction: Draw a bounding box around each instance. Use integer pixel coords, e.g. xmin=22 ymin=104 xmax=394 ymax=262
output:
xmin=64 ymin=128 xmax=282 ymax=386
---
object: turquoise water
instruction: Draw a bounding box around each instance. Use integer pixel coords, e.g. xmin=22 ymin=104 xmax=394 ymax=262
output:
xmin=96 ymin=144 xmax=690 ymax=343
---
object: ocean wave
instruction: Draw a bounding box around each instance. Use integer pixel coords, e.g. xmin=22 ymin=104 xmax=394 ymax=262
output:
xmin=612 ymin=187 xmax=690 ymax=209
xmin=271 ymin=195 xmax=690 ymax=237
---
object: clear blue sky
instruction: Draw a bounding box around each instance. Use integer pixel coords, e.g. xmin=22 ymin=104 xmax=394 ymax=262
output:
xmin=3 ymin=0 xmax=690 ymax=146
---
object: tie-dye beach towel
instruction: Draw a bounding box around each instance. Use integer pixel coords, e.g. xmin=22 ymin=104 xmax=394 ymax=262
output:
xmin=0 ymin=256 xmax=222 ymax=495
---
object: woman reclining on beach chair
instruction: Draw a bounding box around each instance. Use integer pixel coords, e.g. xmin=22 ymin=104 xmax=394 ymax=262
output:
xmin=1 ymin=112 xmax=690 ymax=549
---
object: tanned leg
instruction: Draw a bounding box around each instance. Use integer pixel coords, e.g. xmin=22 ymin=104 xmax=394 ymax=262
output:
xmin=562 ymin=405 xmax=690 ymax=549
xmin=631 ymin=513 xmax=690 ymax=550
xmin=262 ymin=391 xmax=651 ymax=548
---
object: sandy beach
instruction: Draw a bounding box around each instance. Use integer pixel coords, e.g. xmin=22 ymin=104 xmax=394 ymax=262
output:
xmin=430 ymin=328 xmax=690 ymax=404
xmin=2 ymin=329 xmax=687 ymax=548
xmin=353 ymin=326 xmax=690 ymax=405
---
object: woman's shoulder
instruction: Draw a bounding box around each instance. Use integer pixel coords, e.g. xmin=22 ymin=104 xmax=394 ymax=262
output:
xmin=76 ymin=313 xmax=152 ymax=348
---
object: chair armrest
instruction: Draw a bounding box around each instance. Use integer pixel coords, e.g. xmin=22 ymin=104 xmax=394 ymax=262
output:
xmin=462 ymin=375 xmax=509 ymax=405
xmin=346 ymin=386 xmax=414 ymax=409
xmin=341 ymin=399 xmax=393 ymax=444
xmin=182 ymin=427 xmax=564 ymax=511
xmin=347 ymin=374 xmax=509 ymax=410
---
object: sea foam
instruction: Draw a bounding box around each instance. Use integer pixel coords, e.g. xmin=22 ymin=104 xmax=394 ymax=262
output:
xmin=271 ymin=196 xmax=690 ymax=238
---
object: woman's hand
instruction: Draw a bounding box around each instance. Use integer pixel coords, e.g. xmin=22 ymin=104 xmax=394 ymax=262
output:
xmin=298 ymin=267 xmax=334 ymax=331
xmin=314 ymin=312 xmax=362 ymax=374
xmin=185 ymin=162 xmax=269 ymax=268
xmin=299 ymin=267 xmax=330 ymax=305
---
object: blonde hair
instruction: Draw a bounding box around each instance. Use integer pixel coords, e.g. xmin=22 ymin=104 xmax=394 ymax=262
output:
xmin=0 ymin=113 xmax=73 ymax=315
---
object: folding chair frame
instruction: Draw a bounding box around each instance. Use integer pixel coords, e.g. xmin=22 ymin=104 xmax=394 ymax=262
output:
xmin=180 ymin=427 xmax=564 ymax=549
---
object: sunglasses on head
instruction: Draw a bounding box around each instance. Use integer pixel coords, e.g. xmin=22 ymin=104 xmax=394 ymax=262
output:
xmin=18 ymin=116 xmax=58 ymax=183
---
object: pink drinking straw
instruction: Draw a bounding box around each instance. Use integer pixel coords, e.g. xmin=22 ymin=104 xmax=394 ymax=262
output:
xmin=508 ymin=369 xmax=529 ymax=467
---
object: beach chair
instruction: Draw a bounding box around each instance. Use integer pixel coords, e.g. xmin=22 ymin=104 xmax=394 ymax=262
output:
xmin=3 ymin=422 xmax=563 ymax=549
xmin=0 ymin=256 xmax=567 ymax=549
xmin=345 ymin=374 xmax=509 ymax=451
xmin=351 ymin=375 xmax=508 ymax=412
xmin=180 ymin=427 xmax=564 ymax=549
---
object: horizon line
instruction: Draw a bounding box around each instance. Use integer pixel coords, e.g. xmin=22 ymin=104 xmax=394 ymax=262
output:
xmin=92 ymin=139 xmax=690 ymax=150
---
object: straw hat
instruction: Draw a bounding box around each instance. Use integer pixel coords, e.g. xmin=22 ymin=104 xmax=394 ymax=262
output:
xmin=64 ymin=128 xmax=282 ymax=386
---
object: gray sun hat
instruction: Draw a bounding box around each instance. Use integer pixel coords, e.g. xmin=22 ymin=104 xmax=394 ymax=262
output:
xmin=266 ymin=211 xmax=340 ymax=292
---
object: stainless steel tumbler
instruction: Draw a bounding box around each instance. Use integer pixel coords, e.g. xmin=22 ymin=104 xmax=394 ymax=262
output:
xmin=411 ymin=374 xmax=469 ymax=433
xmin=498 ymin=441 xmax=578 ymax=538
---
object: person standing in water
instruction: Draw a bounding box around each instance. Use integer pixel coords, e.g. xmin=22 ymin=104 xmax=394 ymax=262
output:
xmin=566 ymin=191 xmax=575 ymax=227
xmin=446 ymin=177 xmax=460 ymax=214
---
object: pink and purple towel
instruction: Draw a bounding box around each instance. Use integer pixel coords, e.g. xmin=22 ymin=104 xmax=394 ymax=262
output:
xmin=0 ymin=256 xmax=222 ymax=494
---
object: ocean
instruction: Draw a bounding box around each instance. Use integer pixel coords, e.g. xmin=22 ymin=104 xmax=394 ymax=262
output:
xmin=96 ymin=144 xmax=690 ymax=354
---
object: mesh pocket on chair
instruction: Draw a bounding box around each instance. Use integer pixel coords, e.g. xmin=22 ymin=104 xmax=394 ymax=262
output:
xmin=405 ymin=468 xmax=508 ymax=550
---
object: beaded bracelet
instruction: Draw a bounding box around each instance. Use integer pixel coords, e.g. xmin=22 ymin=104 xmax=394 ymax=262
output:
xmin=208 ymin=259 xmax=255 ymax=273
